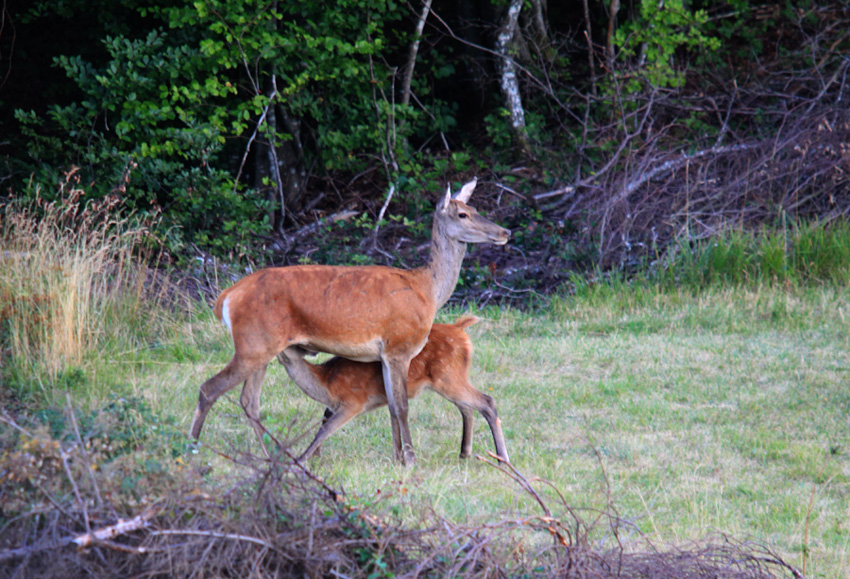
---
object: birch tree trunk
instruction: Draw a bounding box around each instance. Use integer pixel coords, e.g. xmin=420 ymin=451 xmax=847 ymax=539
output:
xmin=606 ymin=0 xmax=621 ymax=70
xmin=496 ymin=0 xmax=531 ymax=157
xmin=400 ymin=0 xmax=433 ymax=107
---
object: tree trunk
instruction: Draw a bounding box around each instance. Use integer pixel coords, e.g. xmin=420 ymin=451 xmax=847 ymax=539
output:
xmin=606 ymin=0 xmax=621 ymax=70
xmin=253 ymin=77 xmax=308 ymax=234
xmin=276 ymin=107 xmax=308 ymax=216
xmin=581 ymin=0 xmax=597 ymax=96
xmin=522 ymin=0 xmax=549 ymax=47
xmin=496 ymin=0 xmax=531 ymax=158
xmin=263 ymin=84 xmax=286 ymax=233
xmin=400 ymin=0 xmax=433 ymax=107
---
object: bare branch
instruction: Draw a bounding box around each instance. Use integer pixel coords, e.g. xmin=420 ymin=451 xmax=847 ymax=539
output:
xmin=232 ymin=86 xmax=279 ymax=191
xmin=71 ymin=507 xmax=160 ymax=550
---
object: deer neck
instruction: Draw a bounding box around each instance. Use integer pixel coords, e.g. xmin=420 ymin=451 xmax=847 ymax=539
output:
xmin=423 ymin=217 xmax=467 ymax=309
xmin=280 ymin=355 xmax=336 ymax=408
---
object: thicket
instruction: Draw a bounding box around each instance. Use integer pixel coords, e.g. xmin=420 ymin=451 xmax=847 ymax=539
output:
xmin=1 ymin=0 xmax=848 ymax=292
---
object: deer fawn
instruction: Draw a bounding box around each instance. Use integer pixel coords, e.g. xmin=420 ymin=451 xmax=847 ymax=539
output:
xmin=274 ymin=316 xmax=509 ymax=462
xmin=189 ymin=179 xmax=510 ymax=465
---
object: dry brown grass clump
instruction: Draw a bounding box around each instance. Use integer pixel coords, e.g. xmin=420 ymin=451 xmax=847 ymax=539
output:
xmin=0 ymin=169 xmax=155 ymax=377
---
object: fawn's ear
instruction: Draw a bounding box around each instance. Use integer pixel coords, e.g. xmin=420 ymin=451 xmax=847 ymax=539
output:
xmin=453 ymin=177 xmax=477 ymax=203
xmin=440 ymin=184 xmax=452 ymax=211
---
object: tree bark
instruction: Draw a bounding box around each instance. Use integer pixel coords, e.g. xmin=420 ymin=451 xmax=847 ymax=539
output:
xmin=400 ymin=0 xmax=433 ymax=107
xmin=581 ymin=0 xmax=597 ymax=96
xmin=263 ymin=78 xmax=286 ymax=232
xmin=496 ymin=0 xmax=531 ymax=158
xmin=523 ymin=0 xmax=549 ymax=47
xmin=606 ymin=0 xmax=621 ymax=70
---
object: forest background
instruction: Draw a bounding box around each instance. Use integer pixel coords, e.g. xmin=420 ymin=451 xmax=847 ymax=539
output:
xmin=3 ymin=0 xmax=848 ymax=297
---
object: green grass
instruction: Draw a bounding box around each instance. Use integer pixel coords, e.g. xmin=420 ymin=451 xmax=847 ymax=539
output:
xmin=89 ymin=283 xmax=844 ymax=579
xmin=4 ymin=202 xmax=850 ymax=577
xmin=652 ymin=219 xmax=850 ymax=289
xmin=10 ymin=282 xmax=850 ymax=577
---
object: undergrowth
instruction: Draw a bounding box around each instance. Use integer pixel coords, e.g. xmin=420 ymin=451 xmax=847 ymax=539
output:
xmin=0 ymin=408 xmax=804 ymax=579
xmin=566 ymin=220 xmax=850 ymax=307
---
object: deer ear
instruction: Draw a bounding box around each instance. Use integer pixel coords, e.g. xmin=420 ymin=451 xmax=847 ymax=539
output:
xmin=453 ymin=177 xmax=477 ymax=203
xmin=440 ymin=185 xmax=452 ymax=211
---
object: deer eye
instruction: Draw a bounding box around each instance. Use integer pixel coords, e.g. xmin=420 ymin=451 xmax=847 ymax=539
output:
xmin=458 ymin=212 xmax=469 ymax=219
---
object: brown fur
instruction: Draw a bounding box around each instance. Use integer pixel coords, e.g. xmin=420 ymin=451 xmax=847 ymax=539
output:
xmin=188 ymin=181 xmax=510 ymax=465
xmin=277 ymin=316 xmax=509 ymax=462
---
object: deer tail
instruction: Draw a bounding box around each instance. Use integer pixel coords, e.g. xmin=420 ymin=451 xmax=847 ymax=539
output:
xmin=454 ymin=315 xmax=481 ymax=330
xmin=213 ymin=286 xmax=234 ymax=322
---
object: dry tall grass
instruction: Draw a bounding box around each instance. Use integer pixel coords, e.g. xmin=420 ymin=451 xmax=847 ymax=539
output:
xmin=0 ymin=170 xmax=153 ymax=378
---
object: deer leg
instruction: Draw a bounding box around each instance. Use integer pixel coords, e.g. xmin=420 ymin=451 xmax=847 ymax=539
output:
xmin=390 ymin=409 xmax=402 ymax=462
xmin=190 ymin=358 xmax=257 ymax=439
xmin=440 ymin=386 xmax=509 ymax=463
xmin=297 ymin=405 xmax=362 ymax=462
xmin=305 ymin=408 xmax=334 ymax=459
xmin=457 ymin=406 xmax=476 ymax=459
xmin=239 ymin=365 xmax=268 ymax=449
xmin=381 ymin=356 xmax=415 ymax=466
xmin=475 ymin=392 xmax=510 ymax=463
xmin=309 ymin=408 xmax=334 ymax=458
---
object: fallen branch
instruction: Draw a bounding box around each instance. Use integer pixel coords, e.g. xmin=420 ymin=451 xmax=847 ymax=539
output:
xmin=72 ymin=507 xmax=160 ymax=550
xmin=533 ymin=185 xmax=575 ymax=203
xmin=150 ymin=529 xmax=279 ymax=551
xmin=0 ymin=507 xmax=160 ymax=562
xmin=610 ymin=142 xmax=761 ymax=207
xmin=292 ymin=209 xmax=359 ymax=240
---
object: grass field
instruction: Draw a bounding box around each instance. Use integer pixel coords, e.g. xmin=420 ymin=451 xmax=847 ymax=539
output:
xmin=96 ymin=283 xmax=848 ymax=578
xmin=2 ymin=194 xmax=849 ymax=576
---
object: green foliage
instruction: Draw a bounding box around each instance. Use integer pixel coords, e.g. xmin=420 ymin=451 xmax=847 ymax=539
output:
xmin=698 ymin=0 xmax=767 ymax=59
xmin=15 ymin=28 xmax=270 ymax=259
xmin=614 ymin=0 xmax=720 ymax=89
xmin=32 ymin=394 xmax=184 ymax=460
xmin=698 ymin=0 xmax=819 ymax=67
xmin=152 ymin=0 xmax=410 ymax=171
xmin=298 ymin=214 xmax=376 ymax=266
xmin=11 ymin=0 xmax=430 ymax=260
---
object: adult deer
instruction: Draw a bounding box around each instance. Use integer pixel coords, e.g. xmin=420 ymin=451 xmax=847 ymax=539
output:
xmin=189 ymin=179 xmax=510 ymax=465
xmin=274 ymin=316 xmax=509 ymax=462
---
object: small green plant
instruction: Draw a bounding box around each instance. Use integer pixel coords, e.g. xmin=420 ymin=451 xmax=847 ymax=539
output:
xmin=31 ymin=394 xmax=183 ymax=460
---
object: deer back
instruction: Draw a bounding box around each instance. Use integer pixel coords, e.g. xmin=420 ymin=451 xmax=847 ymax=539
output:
xmin=216 ymin=264 xmax=436 ymax=363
